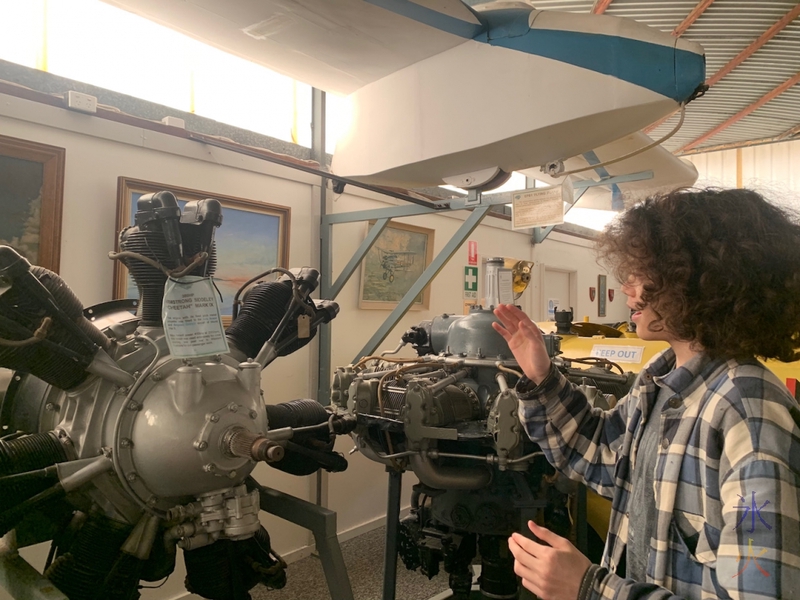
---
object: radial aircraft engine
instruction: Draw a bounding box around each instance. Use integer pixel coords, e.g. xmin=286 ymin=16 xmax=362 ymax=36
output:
xmin=331 ymin=307 xmax=634 ymax=600
xmin=0 ymin=192 xmax=353 ymax=600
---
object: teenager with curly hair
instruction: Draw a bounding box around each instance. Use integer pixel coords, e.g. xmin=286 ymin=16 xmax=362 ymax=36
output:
xmin=492 ymin=188 xmax=800 ymax=600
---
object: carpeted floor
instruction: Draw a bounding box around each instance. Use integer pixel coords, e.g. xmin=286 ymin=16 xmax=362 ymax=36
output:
xmin=251 ymin=526 xmax=452 ymax=600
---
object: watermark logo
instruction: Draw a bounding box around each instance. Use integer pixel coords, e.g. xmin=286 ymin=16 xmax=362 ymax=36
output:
xmin=734 ymin=539 xmax=769 ymax=578
xmin=733 ymin=491 xmax=772 ymax=579
xmin=734 ymin=491 xmax=772 ymax=534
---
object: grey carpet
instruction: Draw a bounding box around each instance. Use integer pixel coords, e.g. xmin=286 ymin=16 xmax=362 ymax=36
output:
xmin=251 ymin=526 xmax=452 ymax=600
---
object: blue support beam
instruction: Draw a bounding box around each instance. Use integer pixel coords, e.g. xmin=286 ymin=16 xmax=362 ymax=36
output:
xmin=532 ymin=169 xmax=654 ymax=244
xmin=322 ymin=193 xmax=512 ymax=225
xmin=532 ymin=187 xmax=588 ymax=244
xmin=571 ymin=170 xmax=654 ymax=190
xmin=327 ymin=218 xmax=390 ymax=299
xmin=354 ymin=204 xmax=492 ymax=362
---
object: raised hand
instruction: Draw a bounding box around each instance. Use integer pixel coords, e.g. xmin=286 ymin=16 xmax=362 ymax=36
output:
xmin=492 ymin=304 xmax=552 ymax=384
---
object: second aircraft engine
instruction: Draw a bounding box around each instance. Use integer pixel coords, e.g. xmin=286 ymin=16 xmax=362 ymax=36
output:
xmin=332 ymin=306 xmax=633 ymax=600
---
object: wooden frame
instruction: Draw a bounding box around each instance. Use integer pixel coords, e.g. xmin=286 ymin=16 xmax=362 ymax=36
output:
xmin=0 ymin=134 xmax=65 ymax=272
xmin=114 ymin=177 xmax=290 ymax=323
xmin=359 ymin=221 xmax=434 ymax=310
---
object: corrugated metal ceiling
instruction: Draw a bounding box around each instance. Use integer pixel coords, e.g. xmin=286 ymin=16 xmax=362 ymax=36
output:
xmin=523 ymin=0 xmax=800 ymax=155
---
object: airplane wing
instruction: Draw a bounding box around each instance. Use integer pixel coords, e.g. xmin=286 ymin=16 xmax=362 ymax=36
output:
xmin=100 ymin=0 xmax=483 ymax=94
xmin=101 ymin=0 xmax=705 ymax=191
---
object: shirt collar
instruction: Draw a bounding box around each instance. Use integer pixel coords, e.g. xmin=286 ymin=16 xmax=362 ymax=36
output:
xmin=646 ymin=350 xmax=723 ymax=396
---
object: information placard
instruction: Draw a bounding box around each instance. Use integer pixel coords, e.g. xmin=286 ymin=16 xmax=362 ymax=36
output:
xmin=162 ymin=276 xmax=229 ymax=358
xmin=512 ymin=186 xmax=564 ymax=230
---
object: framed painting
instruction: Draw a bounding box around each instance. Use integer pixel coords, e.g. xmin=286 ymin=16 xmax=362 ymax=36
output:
xmin=359 ymin=221 xmax=434 ymax=310
xmin=114 ymin=177 xmax=290 ymax=323
xmin=0 ymin=134 xmax=65 ymax=272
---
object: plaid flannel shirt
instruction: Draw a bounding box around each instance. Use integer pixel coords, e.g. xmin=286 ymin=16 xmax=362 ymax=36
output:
xmin=516 ymin=348 xmax=800 ymax=600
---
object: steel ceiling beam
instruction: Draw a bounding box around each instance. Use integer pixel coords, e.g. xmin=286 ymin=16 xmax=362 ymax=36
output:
xmin=678 ymin=71 xmax=800 ymax=153
xmin=672 ymin=0 xmax=716 ymax=37
xmin=706 ymin=4 xmax=800 ymax=88
xmin=677 ymin=122 xmax=800 ymax=156
xmin=591 ymin=0 xmax=614 ymax=15
xmin=645 ymin=3 xmax=800 ymax=133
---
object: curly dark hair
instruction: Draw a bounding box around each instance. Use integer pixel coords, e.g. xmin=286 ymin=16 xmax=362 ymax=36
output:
xmin=596 ymin=187 xmax=800 ymax=362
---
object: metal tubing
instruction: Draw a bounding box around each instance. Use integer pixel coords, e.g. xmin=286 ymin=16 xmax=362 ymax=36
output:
xmin=408 ymin=453 xmax=491 ymax=490
xmin=315 ymin=86 xmax=334 ymax=407
xmin=533 ymin=187 xmax=589 ymax=244
xmin=355 ymin=205 xmax=492 ymax=362
xmin=428 ymin=368 xmax=469 ymax=394
xmin=382 ymin=468 xmax=403 ymax=600
xmin=256 ymin=484 xmax=354 ymax=600
xmin=570 ymin=170 xmax=653 ymax=190
xmin=57 ymin=455 xmax=113 ymax=492
xmin=0 ymin=554 xmax=68 ymax=600
xmin=85 ymin=349 xmax=136 ymax=387
xmin=329 ymin=218 xmax=390 ymax=299
xmin=322 ymin=193 xmax=512 ymax=225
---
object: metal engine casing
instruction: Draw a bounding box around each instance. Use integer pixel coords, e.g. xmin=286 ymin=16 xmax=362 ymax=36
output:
xmin=8 ymin=309 xmax=267 ymax=533
xmin=332 ymin=306 xmax=630 ymax=598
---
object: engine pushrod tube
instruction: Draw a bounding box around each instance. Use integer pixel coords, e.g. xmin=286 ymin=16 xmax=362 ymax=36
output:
xmin=359 ymin=366 xmax=437 ymax=380
xmin=496 ymin=373 xmax=509 ymax=392
xmin=375 ymin=449 xmax=545 ymax=466
xmin=428 ymin=369 xmax=469 ymax=394
xmin=436 ymin=356 xmax=520 ymax=369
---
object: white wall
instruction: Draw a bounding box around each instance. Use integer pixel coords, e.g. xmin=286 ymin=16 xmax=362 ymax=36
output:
xmin=686 ymin=139 xmax=800 ymax=206
xmin=0 ymin=89 xmax=621 ymax=599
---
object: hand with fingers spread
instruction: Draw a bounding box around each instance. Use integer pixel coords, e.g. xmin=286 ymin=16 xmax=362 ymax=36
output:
xmin=492 ymin=304 xmax=552 ymax=384
xmin=509 ymin=521 xmax=592 ymax=600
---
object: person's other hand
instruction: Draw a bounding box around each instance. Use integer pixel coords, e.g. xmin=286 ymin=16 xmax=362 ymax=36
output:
xmin=492 ymin=304 xmax=552 ymax=384
xmin=508 ymin=521 xmax=592 ymax=600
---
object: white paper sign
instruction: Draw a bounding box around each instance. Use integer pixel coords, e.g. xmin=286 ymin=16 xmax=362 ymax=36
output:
xmin=162 ymin=276 xmax=229 ymax=358
xmin=498 ymin=270 xmax=515 ymax=304
xmin=547 ymin=298 xmax=561 ymax=320
xmin=512 ymin=186 xmax=564 ymax=230
xmin=590 ymin=345 xmax=645 ymax=364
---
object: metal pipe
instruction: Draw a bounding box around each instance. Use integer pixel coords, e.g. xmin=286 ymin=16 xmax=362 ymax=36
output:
xmin=359 ymin=366 xmax=435 ymax=380
xmin=496 ymin=373 xmax=509 ymax=392
xmin=57 ymin=455 xmax=113 ymax=492
xmin=408 ymin=453 xmax=491 ymax=490
xmin=382 ymin=468 xmax=403 ymax=600
xmin=428 ymin=369 xmax=469 ymax=394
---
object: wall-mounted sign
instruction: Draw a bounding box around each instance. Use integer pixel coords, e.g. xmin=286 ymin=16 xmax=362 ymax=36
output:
xmin=468 ymin=241 xmax=478 ymax=265
xmin=590 ymin=345 xmax=645 ymax=364
xmin=464 ymin=266 xmax=478 ymax=300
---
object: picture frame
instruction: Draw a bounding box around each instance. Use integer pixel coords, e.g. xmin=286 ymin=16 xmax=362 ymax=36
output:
xmin=0 ymin=134 xmax=65 ymax=272
xmin=114 ymin=177 xmax=290 ymax=323
xmin=359 ymin=221 xmax=434 ymax=310
xmin=598 ymin=274 xmax=607 ymax=318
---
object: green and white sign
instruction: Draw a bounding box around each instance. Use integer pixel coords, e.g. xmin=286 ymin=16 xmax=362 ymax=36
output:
xmin=464 ymin=266 xmax=478 ymax=300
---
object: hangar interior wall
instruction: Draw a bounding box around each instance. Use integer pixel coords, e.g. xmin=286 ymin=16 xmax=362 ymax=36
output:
xmin=0 ymin=89 xmax=630 ymax=600
xmin=686 ymin=140 xmax=800 ymax=200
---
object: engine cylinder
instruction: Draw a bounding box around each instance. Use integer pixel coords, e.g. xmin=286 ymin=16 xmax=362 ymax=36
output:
xmin=0 ymin=431 xmax=69 ymax=512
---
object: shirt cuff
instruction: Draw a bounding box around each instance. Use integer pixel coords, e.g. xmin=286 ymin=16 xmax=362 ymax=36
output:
xmin=578 ymin=564 xmax=604 ymax=600
xmin=515 ymin=363 xmax=558 ymax=399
